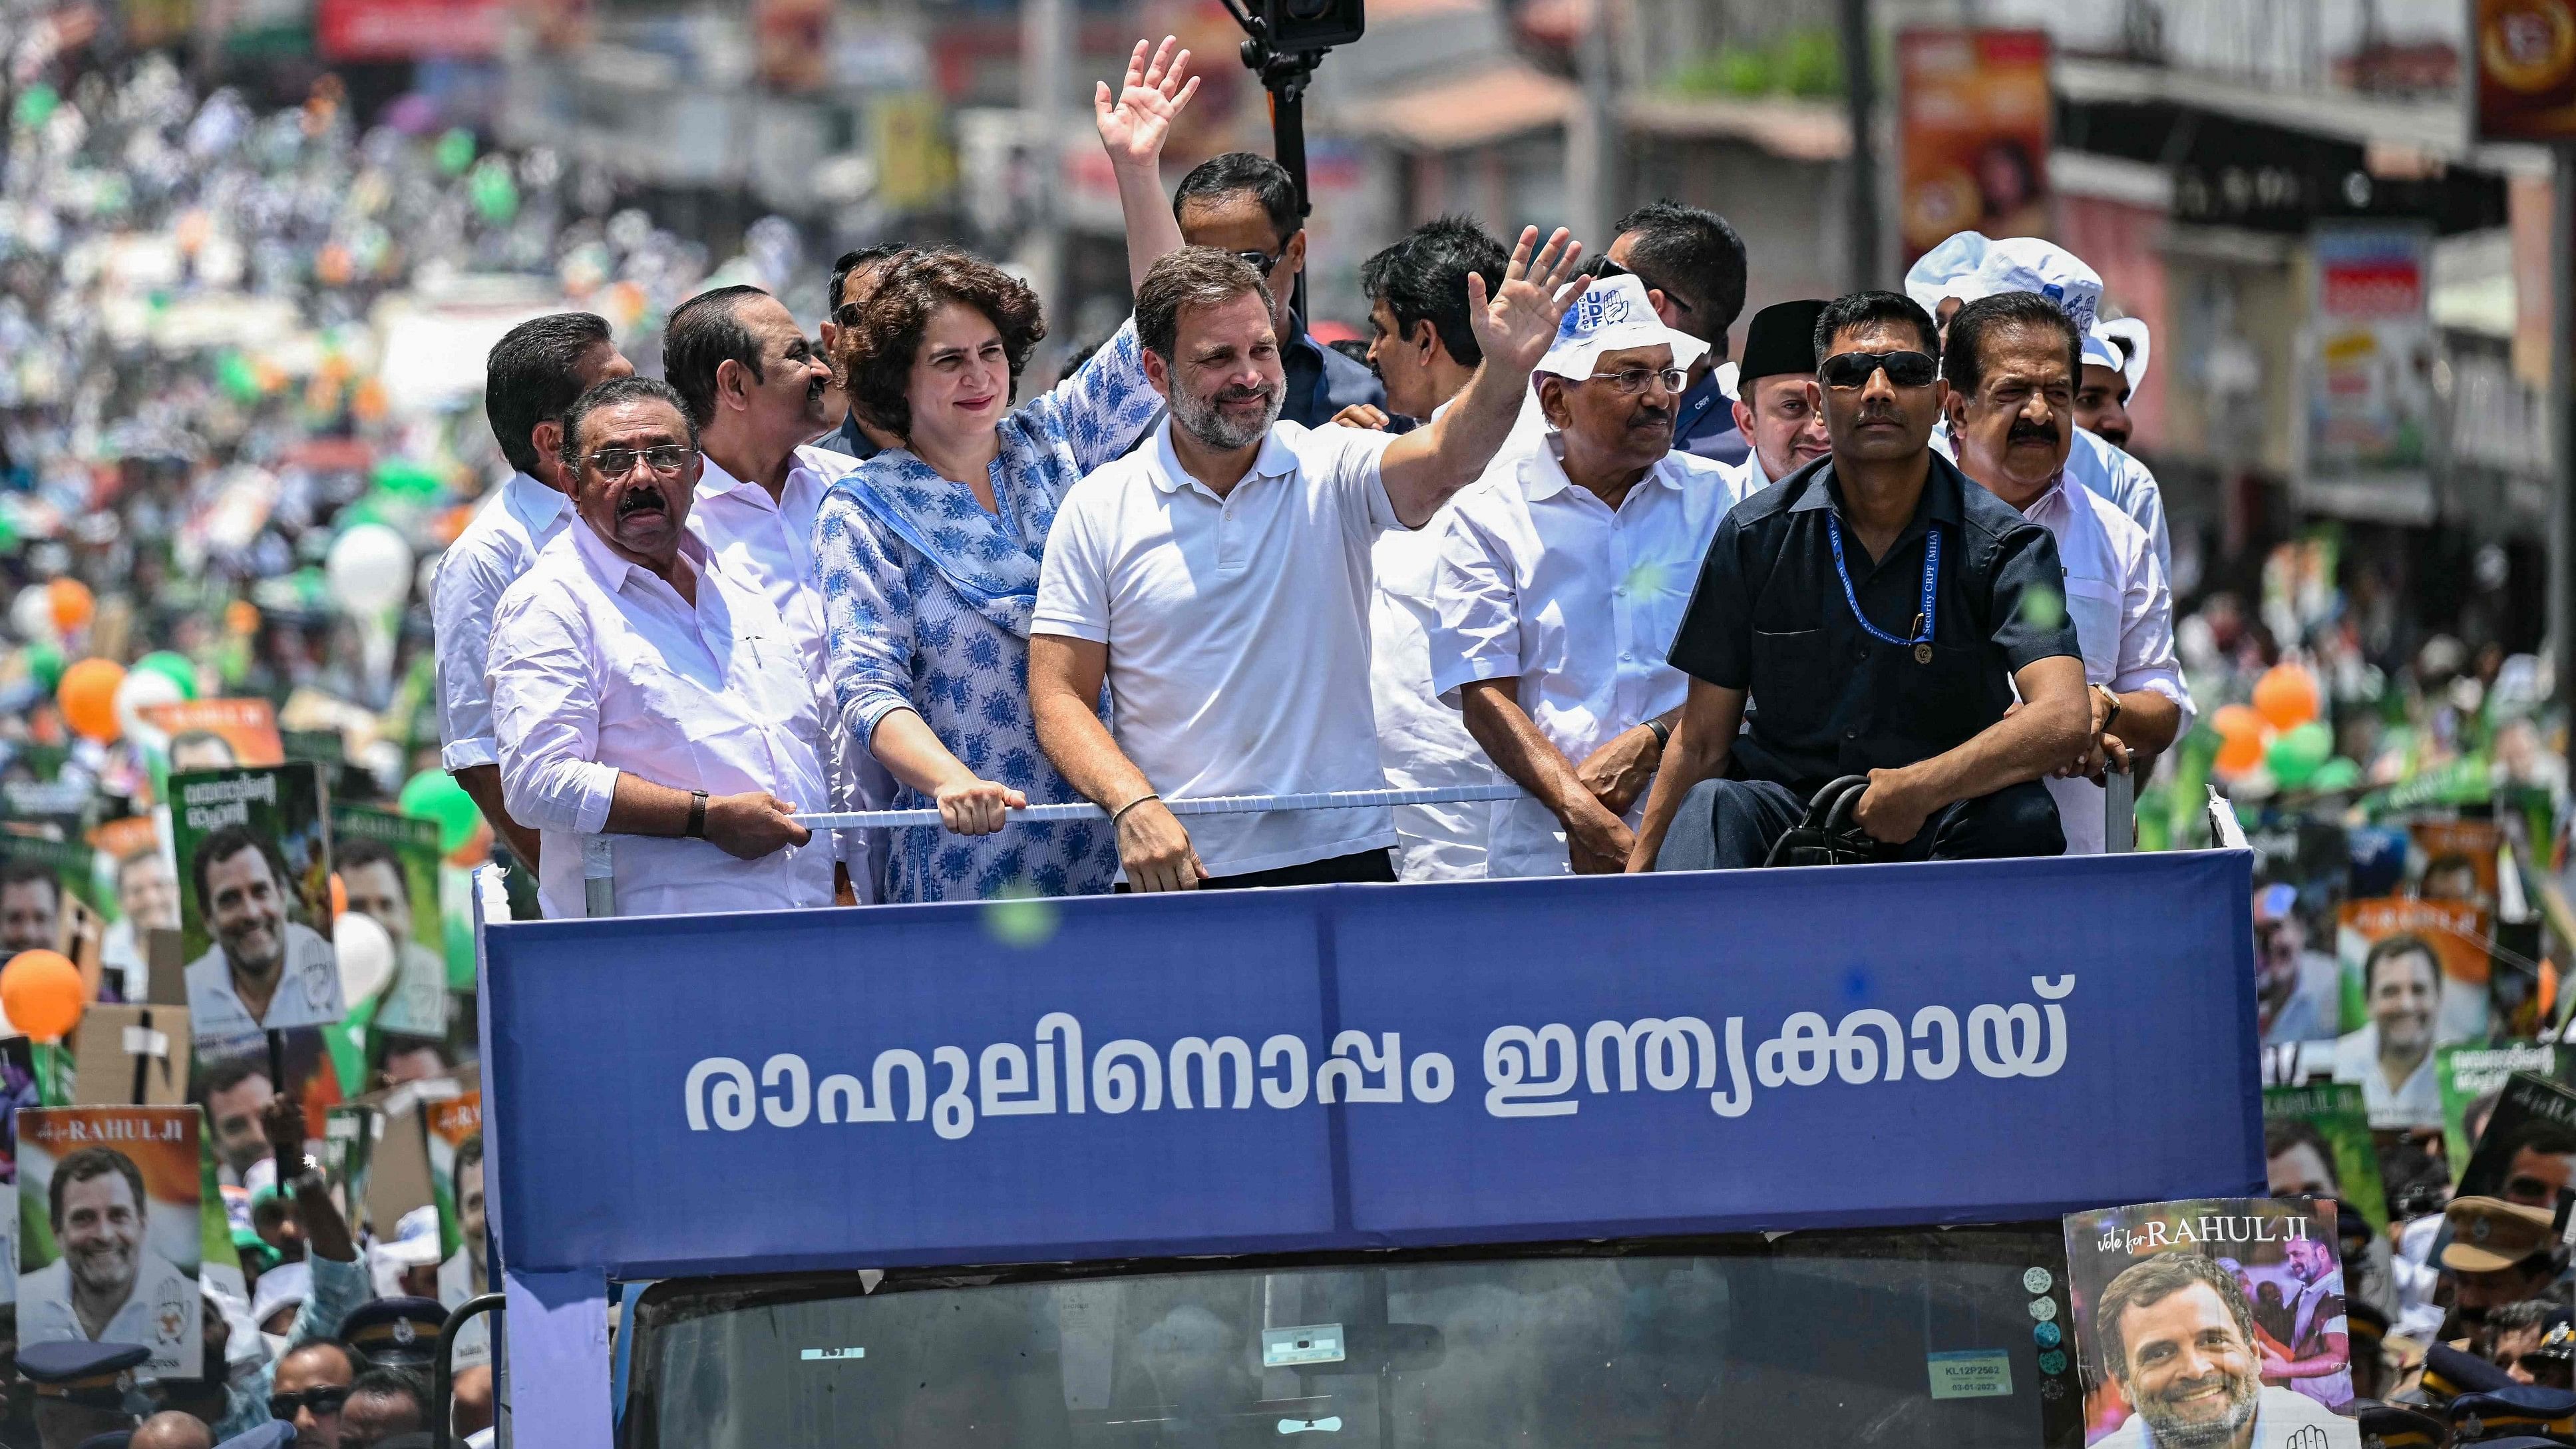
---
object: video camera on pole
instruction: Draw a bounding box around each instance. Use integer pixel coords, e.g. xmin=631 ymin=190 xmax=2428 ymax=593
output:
xmin=1220 ymin=0 xmax=1364 ymax=315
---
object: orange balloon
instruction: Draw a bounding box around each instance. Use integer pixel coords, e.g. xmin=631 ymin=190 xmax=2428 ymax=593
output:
xmin=2212 ymin=704 xmax=2264 ymax=741
xmin=2215 ymin=729 xmax=2267 ymax=777
xmin=2 ymin=949 xmax=85 ymax=1041
xmin=330 ymin=872 xmax=347 ymax=918
xmin=224 ymin=599 xmax=261 ymax=636
xmin=55 ymin=657 xmax=124 ymax=742
xmin=46 ymin=578 xmax=92 ymax=633
xmin=2253 ymin=664 xmax=2320 ymax=731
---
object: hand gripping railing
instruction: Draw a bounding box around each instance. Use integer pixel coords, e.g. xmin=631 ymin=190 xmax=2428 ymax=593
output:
xmin=790 ymin=781 xmax=1527 ymax=831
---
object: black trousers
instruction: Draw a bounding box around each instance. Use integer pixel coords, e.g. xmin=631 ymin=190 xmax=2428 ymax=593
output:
xmin=1116 ymin=849 xmax=1398 ymax=892
xmin=1653 ymin=777 xmax=2064 ymax=871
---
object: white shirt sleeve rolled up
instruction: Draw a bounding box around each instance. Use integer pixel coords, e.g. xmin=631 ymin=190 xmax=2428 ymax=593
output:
xmin=487 ymin=583 xmax=618 ymax=835
xmin=1427 ymin=489 xmax=1525 ymax=705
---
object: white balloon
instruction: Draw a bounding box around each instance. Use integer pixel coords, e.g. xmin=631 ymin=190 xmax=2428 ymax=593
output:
xmin=113 ymin=666 xmax=184 ymax=747
xmin=333 ymin=909 xmax=395 ymax=1004
xmin=9 ymin=584 xmax=55 ymax=642
xmin=325 ymin=523 xmax=415 ymax=616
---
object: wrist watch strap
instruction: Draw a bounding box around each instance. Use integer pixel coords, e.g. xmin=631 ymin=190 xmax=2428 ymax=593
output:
xmin=1646 ymin=716 xmax=1672 ymax=750
xmin=686 ymin=789 xmax=709 ymax=839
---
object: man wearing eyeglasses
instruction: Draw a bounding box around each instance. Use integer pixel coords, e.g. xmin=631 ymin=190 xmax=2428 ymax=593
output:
xmin=486 ymin=376 xmax=835 ymax=918
xmin=1428 ymin=274 xmax=1745 ymax=877
xmin=1172 ymin=152 xmax=1385 ymax=429
xmin=1627 ymin=289 xmax=2092 ymax=871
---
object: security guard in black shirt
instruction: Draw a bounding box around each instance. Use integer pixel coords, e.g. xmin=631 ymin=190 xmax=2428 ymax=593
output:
xmin=1628 ymin=289 xmax=2092 ymax=870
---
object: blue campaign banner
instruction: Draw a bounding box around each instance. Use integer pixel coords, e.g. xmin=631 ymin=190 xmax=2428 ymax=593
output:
xmin=482 ymin=851 xmax=2261 ymax=1282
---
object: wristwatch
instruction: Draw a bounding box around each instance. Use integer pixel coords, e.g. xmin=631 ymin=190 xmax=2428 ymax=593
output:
xmin=2094 ymin=685 xmax=2122 ymax=733
xmin=685 ymin=789 xmax=709 ymax=839
xmin=1645 ymin=716 xmax=1672 ymax=751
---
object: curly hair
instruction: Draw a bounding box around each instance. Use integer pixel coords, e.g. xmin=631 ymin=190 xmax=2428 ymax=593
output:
xmin=834 ymin=252 xmax=1046 ymax=443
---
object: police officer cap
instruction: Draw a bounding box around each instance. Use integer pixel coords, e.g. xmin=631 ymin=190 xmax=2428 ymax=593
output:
xmin=2426 ymin=1341 xmax=2523 ymax=1400
xmin=2450 ymin=1384 xmax=2576 ymax=1444
xmin=73 ymin=1434 xmax=130 ymax=1449
xmin=1736 ymin=300 xmax=1828 ymax=386
xmin=2354 ymin=1398 xmax=2450 ymax=1448
xmin=2443 ymin=1197 xmax=2558 ymax=1273
xmin=213 ymin=1426 xmax=296 ymax=1449
xmin=341 ymin=1296 xmax=447 ymax=1367
xmin=19 ymin=1340 xmax=151 ymax=1406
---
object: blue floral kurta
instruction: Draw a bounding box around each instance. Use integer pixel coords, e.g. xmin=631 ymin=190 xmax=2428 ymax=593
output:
xmin=813 ymin=320 xmax=1162 ymax=901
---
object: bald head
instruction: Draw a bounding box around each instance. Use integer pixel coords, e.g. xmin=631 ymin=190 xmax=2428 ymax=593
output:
xmin=132 ymin=1410 xmax=216 ymax=1449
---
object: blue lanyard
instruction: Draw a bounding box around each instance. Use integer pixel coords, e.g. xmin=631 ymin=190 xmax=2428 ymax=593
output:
xmin=1827 ymin=516 xmax=1939 ymax=654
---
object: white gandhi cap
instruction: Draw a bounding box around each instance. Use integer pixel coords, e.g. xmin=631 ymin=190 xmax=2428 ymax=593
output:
xmin=1532 ymin=273 xmax=1710 ymax=383
xmin=1903 ymin=230 xmax=2105 ymax=337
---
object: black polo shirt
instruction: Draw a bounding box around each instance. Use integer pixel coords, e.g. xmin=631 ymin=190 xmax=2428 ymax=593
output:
xmin=1666 ymin=449 xmax=2080 ymax=798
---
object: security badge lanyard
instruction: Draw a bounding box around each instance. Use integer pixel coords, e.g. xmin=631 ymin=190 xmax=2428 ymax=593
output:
xmin=1827 ymin=517 xmax=1940 ymax=664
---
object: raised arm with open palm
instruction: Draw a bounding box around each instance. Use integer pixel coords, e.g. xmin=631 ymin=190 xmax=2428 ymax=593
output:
xmin=1095 ymin=36 xmax=1201 ymax=290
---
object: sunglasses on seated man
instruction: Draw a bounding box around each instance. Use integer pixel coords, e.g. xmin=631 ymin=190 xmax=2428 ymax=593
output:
xmin=269 ymin=1384 xmax=352 ymax=1420
xmin=1818 ymin=349 xmax=1940 ymax=390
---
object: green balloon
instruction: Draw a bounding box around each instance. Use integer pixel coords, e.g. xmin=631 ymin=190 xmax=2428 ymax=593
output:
xmin=435 ymin=128 xmax=477 ymax=177
xmin=133 ymin=650 xmax=196 ymax=700
xmin=399 ymin=769 xmax=483 ymax=856
xmin=2310 ymin=757 xmax=2364 ymax=793
xmin=22 ymin=641 xmax=62 ymax=692
xmin=371 ymin=458 xmax=445 ymax=499
xmin=215 ymin=350 xmax=261 ymax=403
xmin=12 ymin=85 xmax=56 ymax=132
xmin=469 ymin=159 xmax=519 ymax=224
xmin=2267 ymin=721 xmax=2334 ymax=788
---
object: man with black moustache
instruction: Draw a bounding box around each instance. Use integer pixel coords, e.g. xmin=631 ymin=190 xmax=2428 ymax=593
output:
xmin=485 ymin=377 xmax=832 ymax=919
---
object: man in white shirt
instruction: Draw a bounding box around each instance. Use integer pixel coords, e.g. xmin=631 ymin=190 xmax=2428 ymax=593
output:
xmin=434 ymin=313 xmax=634 ymax=870
xmin=1430 ymin=273 xmax=1743 ymax=877
xmin=486 ymin=376 xmax=830 ymax=919
xmin=1905 ymin=231 xmax=2173 ymax=579
xmin=663 ymin=284 xmax=886 ymax=903
xmin=1939 ymin=292 xmax=2190 ymax=854
xmin=20 ymin=1147 xmax=198 ymax=1374
xmin=1723 ymin=298 xmax=1831 ymax=492
xmin=183 ymin=827 xmax=343 ymax=1041
xmin=1029 ymin=234 xmax=1585 ymax=890
xmin=1346 ymin=218 xmax=1511 ymax=882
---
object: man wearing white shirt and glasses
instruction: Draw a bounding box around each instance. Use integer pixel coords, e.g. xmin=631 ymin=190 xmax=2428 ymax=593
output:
xmin=1940 ymin=291 xmax=2189 ymax=853
xmin=1430 ymin=273 xmax=1746 ymax=877
xmin=1029 ymin=234 xmax=1586 ymax=891
xmin=434 ymin=313 xmax=633 ymax=870
xmin=486 ymin=377 xmax=827 ymax=918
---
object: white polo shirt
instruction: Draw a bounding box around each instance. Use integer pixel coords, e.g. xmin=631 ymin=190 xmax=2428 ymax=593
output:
xmin=1033 ymin=419 xmax=1403 ymax=879
xmin=1429 ymin=439 xmax=1741 ymax=876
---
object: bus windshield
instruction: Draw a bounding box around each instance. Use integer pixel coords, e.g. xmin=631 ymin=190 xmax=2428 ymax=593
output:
xmin=626 ymin=1225 xmax=2077 ymax=1449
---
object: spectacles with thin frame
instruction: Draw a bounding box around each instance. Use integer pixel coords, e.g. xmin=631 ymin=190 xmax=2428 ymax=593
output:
xmin=1584 ymin=366 xmax=1688 ymax=396
xmin=586 ymin=444 xmax=695 ymax=479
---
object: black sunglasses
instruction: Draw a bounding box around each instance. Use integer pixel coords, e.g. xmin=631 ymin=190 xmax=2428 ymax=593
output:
xmin=1819 ymin=349 xmax=1939 ymax=390
xmin=270 ymin=1385 xmax=353 ymax=1419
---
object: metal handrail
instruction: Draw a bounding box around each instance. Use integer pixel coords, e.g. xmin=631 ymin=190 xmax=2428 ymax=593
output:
xmin=433 ymin=1293 xmax=508 ymax=1449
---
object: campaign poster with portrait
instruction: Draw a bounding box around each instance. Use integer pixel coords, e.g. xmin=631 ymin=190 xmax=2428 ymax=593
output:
xmin=2440 ymin=1042 xmax=2560 ymax=1185
xmin=138 ymin=698 xmax=286 ymax=779
xmin=2263 ymin=1084 xmax=2387 ymax=1234
xmin=2457 ymin=1070 xmax=2576 ymax=1213
xmin=0 ymin=833 xmax=108 ymax=998
xmin=2062 ymin=1198 xmax=2356 ymax=1448
xmin=1896 ymin=28 xmax=2051 ymax=262
xmin=327 ymin=807 xmax=448 ymax=1042
xmin=2410 ymin=819 xmax=2501 ymax=907
xmin=426 ymin=1086 xmax=487 ymax=1366
xmin=2336 ymin=897 xmax=2487 ymax=1044
xmin=15 ymin=1106 xmax=204 ymax=1376
xmin=169 ymin=765 xmax=343 ymax=1044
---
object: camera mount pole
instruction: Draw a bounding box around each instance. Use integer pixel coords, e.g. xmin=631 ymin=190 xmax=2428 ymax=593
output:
xmin=1223 ymin=0 xmax=1324 ymax=321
